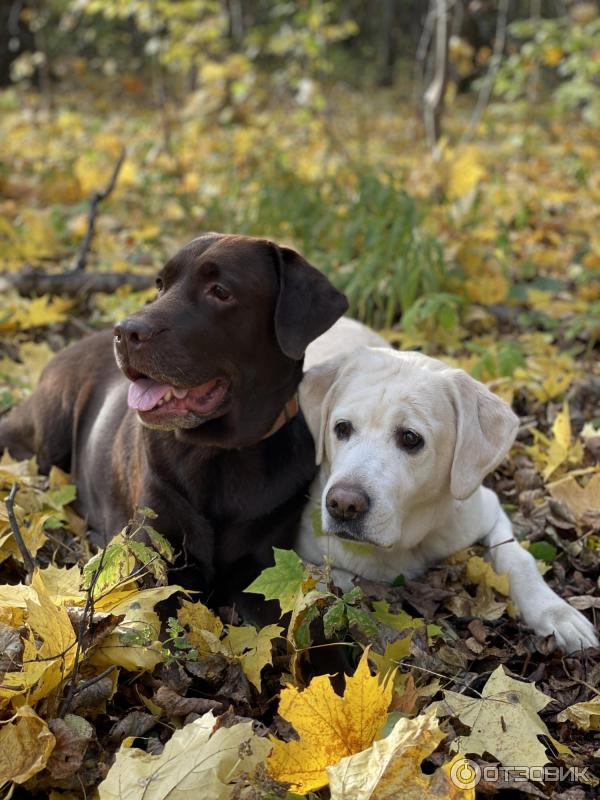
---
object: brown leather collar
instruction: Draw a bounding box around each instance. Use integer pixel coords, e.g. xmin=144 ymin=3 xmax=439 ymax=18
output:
xmin=262 ymin=394 xmax=299 ymax=440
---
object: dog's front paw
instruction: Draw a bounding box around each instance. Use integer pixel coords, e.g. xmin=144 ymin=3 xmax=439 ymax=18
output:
xmin=529 ymin=602 xmax=598 ymax=653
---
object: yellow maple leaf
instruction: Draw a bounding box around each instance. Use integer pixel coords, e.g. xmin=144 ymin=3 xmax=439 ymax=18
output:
xmin=0 ymin=570 xmax=78 ymax=707
xmin=0 ymin=705 xmax=55 ymax=788
xmin=548 ymin=473 xmax=600 ymax=522
xmin=177 ymin=599 xmax=224 ymax=654
xmin=528 ymin=401 xmax=584 ymax=480
xmin=177 ymin=600 xmax=283 ymax=690
xmin=267 ymin=649 xmax=394 ymax=794
xmin=465 ymin=555 xmax=510 ymax=596
xmin=223 ymin=623 xmax=283 ymax=691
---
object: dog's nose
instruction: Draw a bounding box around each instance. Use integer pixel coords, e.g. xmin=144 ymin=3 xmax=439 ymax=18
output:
xmin=326 ymin=483 xmax=370 ymax=521
xmin=114 ymin=318 xmax=157 ymax=347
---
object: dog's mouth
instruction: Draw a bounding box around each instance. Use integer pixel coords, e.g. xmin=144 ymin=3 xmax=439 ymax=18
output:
xmin=326 ymin=524 xmax=394 ymax=550
xmin=125 ymin=370 xmax=231 ymax=421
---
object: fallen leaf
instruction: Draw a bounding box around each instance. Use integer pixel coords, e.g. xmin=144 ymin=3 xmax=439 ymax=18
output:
xmin=47 ymin=714 xmax=93 ymax=780
xmin=97 ymin=710 xmax=271 ymax=800
xmin=327 ymin=708 xmax=472 ymax=800
xmin=0 ymin=705 xmax=55 ymax=787
xmin=548 ymin=473 xmax=600 ymax=522
xmin=267 ymin=649 xmax=394 ymax=794
xmin=223 ymin=623 xmax=283 ymax=691
xmin=437 ymin=666 xmax=569 ymax=772
xmin=464 ymin=556 xmax=510 ymax=596
xmin=92 ymin=585 xmax=181 ymax=671
xmin=556 ymin=698 xmax=600 ymax=731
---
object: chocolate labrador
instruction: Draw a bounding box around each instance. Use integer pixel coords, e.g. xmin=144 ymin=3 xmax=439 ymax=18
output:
xmin=0 ymin=233 xmax=347 ymax=602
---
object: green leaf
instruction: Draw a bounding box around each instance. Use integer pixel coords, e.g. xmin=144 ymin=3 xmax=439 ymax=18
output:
xmin=128 ymin=540 xmax=167 ymax=583
xmin=83 ymin=544 xmax=136 ymax=594
xmin=245 ymin=548 xmax=307 ymax=614
xmin=346 ymin=605 xmax=378 ymax=638
xmin=529 ymin=541 xmax=558 ymax=563
xmin=143 ymin=524 xmax=175 ymax=563
xmin=323 ymin=600 xmax=347 ymax=639
xmin=391 ymin=574 xmax=406 ymax=587
xmin=45 ymin=484 xmax=77 ymax=509
xmin=294 ymin=604 xmax=320 ymax=650
xmin=341 ymin=586 xmax=363 ymax=605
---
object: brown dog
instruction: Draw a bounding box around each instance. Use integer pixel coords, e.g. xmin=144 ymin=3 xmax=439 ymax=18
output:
xmin=0 ymin=233 xmax=347 ymax=601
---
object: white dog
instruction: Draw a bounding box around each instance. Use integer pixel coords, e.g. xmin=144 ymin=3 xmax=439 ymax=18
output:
xmin=298 ymin=322 xmax=598 ymax=653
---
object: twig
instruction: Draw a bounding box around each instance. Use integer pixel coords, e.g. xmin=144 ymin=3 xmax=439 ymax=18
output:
xmin=58 ymin=548 xmax=105 ymax=718
xmin=5 ymin=482 xmax=35 ymax=577
xmin=1 ymin=267 xmax=154 ymax=298
xmin=460 ymin=0 xmax=510 ymax=144
xmin=71 ymin=665 xmax=117 ymax=700
xmin=71 ymin=149 xmax=127 ymax=272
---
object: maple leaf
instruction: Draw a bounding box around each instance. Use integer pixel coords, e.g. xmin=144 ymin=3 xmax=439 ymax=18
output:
xmin=267 ymin=649 xmax=394 ymax=794
xmin=549 ymin=472 xmax=600 ymax=522
xmin=437 ymin=665 xmax=570 ymax=772
xmin=527 ymin=401 xmax=584 ymax=480
xmin=327 ymin=708 xmax=472 ymax=800
xmin=223 ymin=623 xmax=283 ymax=691
xmin=245 ymin=547 xmax=308 ymax=614
xmin=177 ymin=599 xmax=282 ymax=690
xmin=177 ymin=598 xmax=224 ymax=654
xmin=0 ymin=705 xmax=55 ymax=788
xmin=97 ymin=710 xmax=271 ymax=800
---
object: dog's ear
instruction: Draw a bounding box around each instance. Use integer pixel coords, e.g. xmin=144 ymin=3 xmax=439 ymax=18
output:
xmin=272 ymin=245 xmax=348 ymax=360
xmin=299 ymin=354 xmax=347 ymax=465
xmin=448 ymin=371 xmax=519 ymax=500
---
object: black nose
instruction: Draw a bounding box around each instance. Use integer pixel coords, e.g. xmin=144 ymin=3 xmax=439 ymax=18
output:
xmin=114 ymin=317 xmax=158 ymax=347
xmin=326 ymin=483 xmax=370 ymax=521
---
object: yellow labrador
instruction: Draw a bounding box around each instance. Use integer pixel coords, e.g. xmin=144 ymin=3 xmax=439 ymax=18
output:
xmin=299 ymin=327 xmax=598 ymax=653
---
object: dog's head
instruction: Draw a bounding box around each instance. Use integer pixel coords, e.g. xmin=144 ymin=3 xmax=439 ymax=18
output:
xmin=114 ymin=233 xmax=347 ymax=447
xmin=300 ymin=347 xmax=519 ymax=549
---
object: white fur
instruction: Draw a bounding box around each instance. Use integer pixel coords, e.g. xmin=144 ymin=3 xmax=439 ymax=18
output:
xmin=297 ymin=337 xmax=598 ymax=654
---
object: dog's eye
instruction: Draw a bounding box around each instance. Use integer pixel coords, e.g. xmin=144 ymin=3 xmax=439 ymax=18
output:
xmin=334 ymin=420 xmax=353 ymax=440
xmin=155 ymin=277 xmax=164 ymax=292
xmin=208 ymin=284 xmax=232 ymax=302
xmin=397 ymin=428 xmax=424 ymax=452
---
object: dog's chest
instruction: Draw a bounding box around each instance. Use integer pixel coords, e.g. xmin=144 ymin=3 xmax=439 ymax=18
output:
xmin=181 ymin=417 xmax=317 ymax=524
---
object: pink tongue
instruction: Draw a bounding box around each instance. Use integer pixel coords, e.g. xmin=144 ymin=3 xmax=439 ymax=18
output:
xmin=128 ymin=378 xmax=171 ymax=411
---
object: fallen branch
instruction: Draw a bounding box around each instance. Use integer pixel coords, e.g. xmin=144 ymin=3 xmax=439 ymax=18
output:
xmin=71 ymin=148 xmax=127 ymax=272
xmin=5 ymin=482 xmax=35 ymax=578
xmin=1 ymin=268 xmax=154 ymax=297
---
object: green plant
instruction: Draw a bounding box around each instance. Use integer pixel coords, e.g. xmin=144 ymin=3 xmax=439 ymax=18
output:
xmin=495 ymin=14 xmax=600 ymax=124
xmin=205 ymin=164 xmax=454 ymax=329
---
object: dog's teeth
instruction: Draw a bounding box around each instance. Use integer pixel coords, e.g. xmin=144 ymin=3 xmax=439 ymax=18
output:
xmin=173 ymin=388 xmax=188 ymax=399
xmin=164 ymin=391 xmax=173 ymax=403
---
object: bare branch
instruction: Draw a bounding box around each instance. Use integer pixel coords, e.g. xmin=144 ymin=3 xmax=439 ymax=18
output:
xmin=5 ymin=482 xmax=35 ymax=578
xmin=1 ymin=268 xmax=154 ymax=297
xmin=71 ymin=148 xmax=127 ymax=272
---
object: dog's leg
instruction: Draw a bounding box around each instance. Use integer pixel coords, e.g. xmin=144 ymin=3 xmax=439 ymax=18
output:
xmin=482 ymin=502 xmax=598 ymax=652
